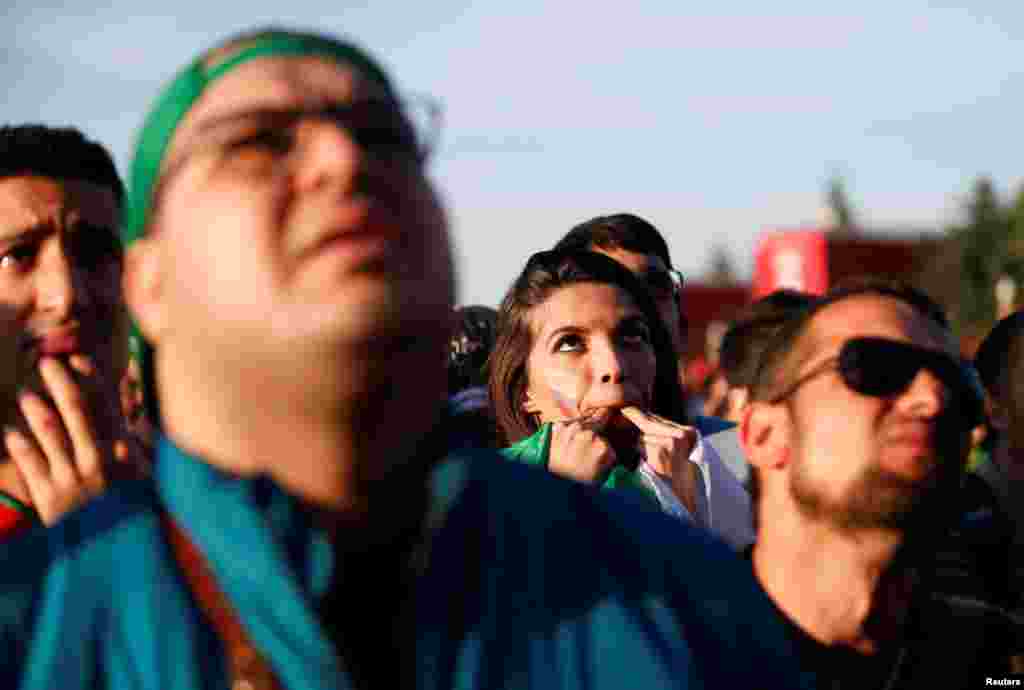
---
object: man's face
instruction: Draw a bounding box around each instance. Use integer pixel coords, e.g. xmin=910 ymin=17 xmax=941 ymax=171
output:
xmin=778 ymin=296 xmax=968 ymax=531
xmin=590 ymin=247 xmax=683 ymax=356
xmin=0 ymin=175 xmax=124 ymax=427
xmin=140 ymin=55 xmax=454 ymax=379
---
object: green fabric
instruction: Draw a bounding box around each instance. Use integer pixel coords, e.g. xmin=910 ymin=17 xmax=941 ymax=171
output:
xmin=121 ymin=30 xmax=393 ymax=246
xmin=500 ymin=424 xmax=660 ymax=509
xmin=119 ymin=29 xmax=395 ymax=426
xmin=0 ymin=490 xmax=32 ymax=516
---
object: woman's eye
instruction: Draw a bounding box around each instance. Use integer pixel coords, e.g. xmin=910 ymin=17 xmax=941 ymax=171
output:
xmin=555 ymin=335 xmax=584 ymax=353
xmin=0 ymin=244 xmax=36 ymax=271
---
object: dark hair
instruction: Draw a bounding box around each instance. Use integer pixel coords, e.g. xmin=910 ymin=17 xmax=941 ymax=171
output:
xmin=750 ymin=278 xmax=949 ymax=403
xmin=975 ymin=310 xmax=1024 ymax=395
xmin=488 ymin=248 xmax=686 ymax=444
xmin=448 ymin=304 xmax=499 ymax=394
xmin=718 ymin=290 xmax=815 ymax=389
xmin=554 ymin=213 xmax=674 ymax=271
xmin=0 ymin=125 xmax=123 ymax=204
xmin=974 ymin=310 xmax=1024 ymax=451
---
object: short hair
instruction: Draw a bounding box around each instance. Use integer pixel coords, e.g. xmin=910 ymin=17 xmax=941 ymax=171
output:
xmin=554 ymin=213 xmax=674 ymax=270
xmin=750 ymin=278 xmax=950 ymax=403
xmin=974 ymin=310 xmax=1024 ymax=450
xmin=488 ymin=248 xmax=686 ymax=444
xmin=448 ymin=304 xmax=499 ymax=394
xmin=718 ymin=290 xmax=815 ymax=389
xmin=0 ymin=125 xmax=123 ymax=204
xmin=974 ymin=310 xmax=1024 ymax=397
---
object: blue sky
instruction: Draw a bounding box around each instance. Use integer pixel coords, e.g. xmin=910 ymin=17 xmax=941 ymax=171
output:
xmin=3 ymin=1 xmax=1022 ymax=305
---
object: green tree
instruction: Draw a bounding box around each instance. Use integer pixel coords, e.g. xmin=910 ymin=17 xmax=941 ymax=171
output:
xmin=705 ymin=244 xmax=738 ymax=286
xmin=954 ymin=176 xmax=1021 ymax=329
xmin=826 ymin=174 xmax=858 ymax=234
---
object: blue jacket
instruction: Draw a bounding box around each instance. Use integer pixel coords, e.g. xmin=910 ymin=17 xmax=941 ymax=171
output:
xmin=0 ymin=434 xmax=809 ymax=689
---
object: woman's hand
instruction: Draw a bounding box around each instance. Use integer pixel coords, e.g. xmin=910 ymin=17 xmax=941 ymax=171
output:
xmin=620 ymin=406 xmax=700 ymax=513
xmin=4 ymin=356 xmax=143 ymax=526
xmin=547 ymin=408 xmax=618 ymax=483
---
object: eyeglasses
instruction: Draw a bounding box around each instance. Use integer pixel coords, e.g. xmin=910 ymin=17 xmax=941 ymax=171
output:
xmin=642 ymin=268 xmax=685 ymax=301
xmin=769 ymin=337 xmax=984 ymax=429
xmin=160 ymin=93 xmax=443 ymax=184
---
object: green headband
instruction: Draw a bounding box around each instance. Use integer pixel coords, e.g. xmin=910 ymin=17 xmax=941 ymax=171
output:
xmin=122 ymin=30 xmax=395 ymax=426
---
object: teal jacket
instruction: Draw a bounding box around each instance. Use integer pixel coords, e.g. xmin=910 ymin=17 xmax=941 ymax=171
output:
xmin=0 ymin=431 xmax=809 ymax=689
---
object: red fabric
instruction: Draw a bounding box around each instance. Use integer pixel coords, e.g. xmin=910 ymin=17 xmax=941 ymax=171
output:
xmin=0 ymin=503 xmax=32 ymax=540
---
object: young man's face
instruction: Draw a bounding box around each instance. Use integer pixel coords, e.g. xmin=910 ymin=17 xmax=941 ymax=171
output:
xmin=589 ymin=247 xmax=684 ymax=357
xmin=137 ymin=55 xmax=454 ymax=378
xmin=0 ymin=175 xmax=125 ymax=427
xmin=773 ymin=296 xmax=968 ymax=531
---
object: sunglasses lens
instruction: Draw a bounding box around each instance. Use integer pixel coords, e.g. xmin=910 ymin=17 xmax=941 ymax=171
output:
xmin=841 ymin=338 xmax=984 ymax=429
xmin=839 ymin=339 xmax=916 ymax=397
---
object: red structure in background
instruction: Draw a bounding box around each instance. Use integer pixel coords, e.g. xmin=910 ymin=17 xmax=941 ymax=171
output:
xmin=752 ymin=229 xmax=828 ymax=298
xmin=681 ymin=228 xmax=940 ymax=390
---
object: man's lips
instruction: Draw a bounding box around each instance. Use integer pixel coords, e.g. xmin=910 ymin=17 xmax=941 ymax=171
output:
xmin=294 ymin=199 xmax=399 ymax=262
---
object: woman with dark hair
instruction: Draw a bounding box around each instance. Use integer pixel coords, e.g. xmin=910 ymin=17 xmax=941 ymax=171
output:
xmin=489 ymin=249 xmax=753 ymax=544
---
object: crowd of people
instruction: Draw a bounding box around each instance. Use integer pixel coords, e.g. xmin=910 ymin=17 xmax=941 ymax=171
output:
xmin=0 ymin=24 xmax=1021 ymax=690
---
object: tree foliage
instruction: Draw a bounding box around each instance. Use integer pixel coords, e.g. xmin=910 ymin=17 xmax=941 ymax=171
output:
xmin=705 ymin=244 xmax=738 ymax=286
xmin=952 ymin=176 xmax=1024 ymax=330
xmin=826 ymin=174 xmax=858 ymax=234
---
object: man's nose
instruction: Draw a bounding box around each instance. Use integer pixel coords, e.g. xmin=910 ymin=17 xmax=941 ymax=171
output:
xmin=895 ymin=368 xmax=946 ymax=419
xmin=290 ymin=117 xmax=363 ymax=192
xmin=36 ymin=243 xmax=92 ymax=321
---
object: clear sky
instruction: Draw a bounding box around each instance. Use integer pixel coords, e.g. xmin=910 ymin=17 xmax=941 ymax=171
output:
xmin=3 ymin=1 xmax=1022 ymax=306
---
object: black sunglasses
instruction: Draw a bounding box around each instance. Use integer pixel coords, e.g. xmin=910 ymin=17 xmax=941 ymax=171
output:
xmin=769 ymin=337 xmax=984 ymax=429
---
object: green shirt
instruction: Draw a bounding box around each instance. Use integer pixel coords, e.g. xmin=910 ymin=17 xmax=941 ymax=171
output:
xmin=500 ymin=424 xmax=661 ymax=509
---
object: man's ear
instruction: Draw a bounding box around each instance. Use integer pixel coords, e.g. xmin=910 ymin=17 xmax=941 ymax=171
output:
xmin=123 ymin=238 xmax=168 ymax=345
xmin=740 ymin=401 xmax=791 ymax=472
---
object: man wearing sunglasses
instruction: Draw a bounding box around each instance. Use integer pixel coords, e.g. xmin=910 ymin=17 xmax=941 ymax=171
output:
xmin=740 ymin=279 xmax=1021 ymax=688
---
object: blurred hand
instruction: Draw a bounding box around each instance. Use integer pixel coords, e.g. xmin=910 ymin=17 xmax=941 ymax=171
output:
xmin=621 ymin=406 xmax=700 ymax=513
xmin=4 ymin=356 xmax=146 ymax=526
xmin=547 ymin=408 xmax=618 ymax=483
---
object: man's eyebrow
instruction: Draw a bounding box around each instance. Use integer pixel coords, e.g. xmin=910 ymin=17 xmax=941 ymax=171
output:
xmin=193 ymin=106 xmax=294 ymax=135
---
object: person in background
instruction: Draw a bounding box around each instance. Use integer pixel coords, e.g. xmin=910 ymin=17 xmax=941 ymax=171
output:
xmin=490 ymin=248 xmax=754 ymax=549
xmin=554 ymin=213 xmax=751 ymax=483
xmin=963 ymin=309 xmax=1024 ymax=615
xmin=0 ymin=27 xmax=808 ymax=689
xmin=741 ymin=279 xmax=1021 ymax=688
xmin=0 ymin=124 xmax=141 ymax=536
xmin=447 ymin=304 xmax=500 ymax=448
xmin=702 ymin=289 xmax=814 ymax=487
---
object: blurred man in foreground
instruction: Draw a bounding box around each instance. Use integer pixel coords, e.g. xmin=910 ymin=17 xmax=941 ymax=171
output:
xmin=0 ymin=28 xmax=808 ymax=689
